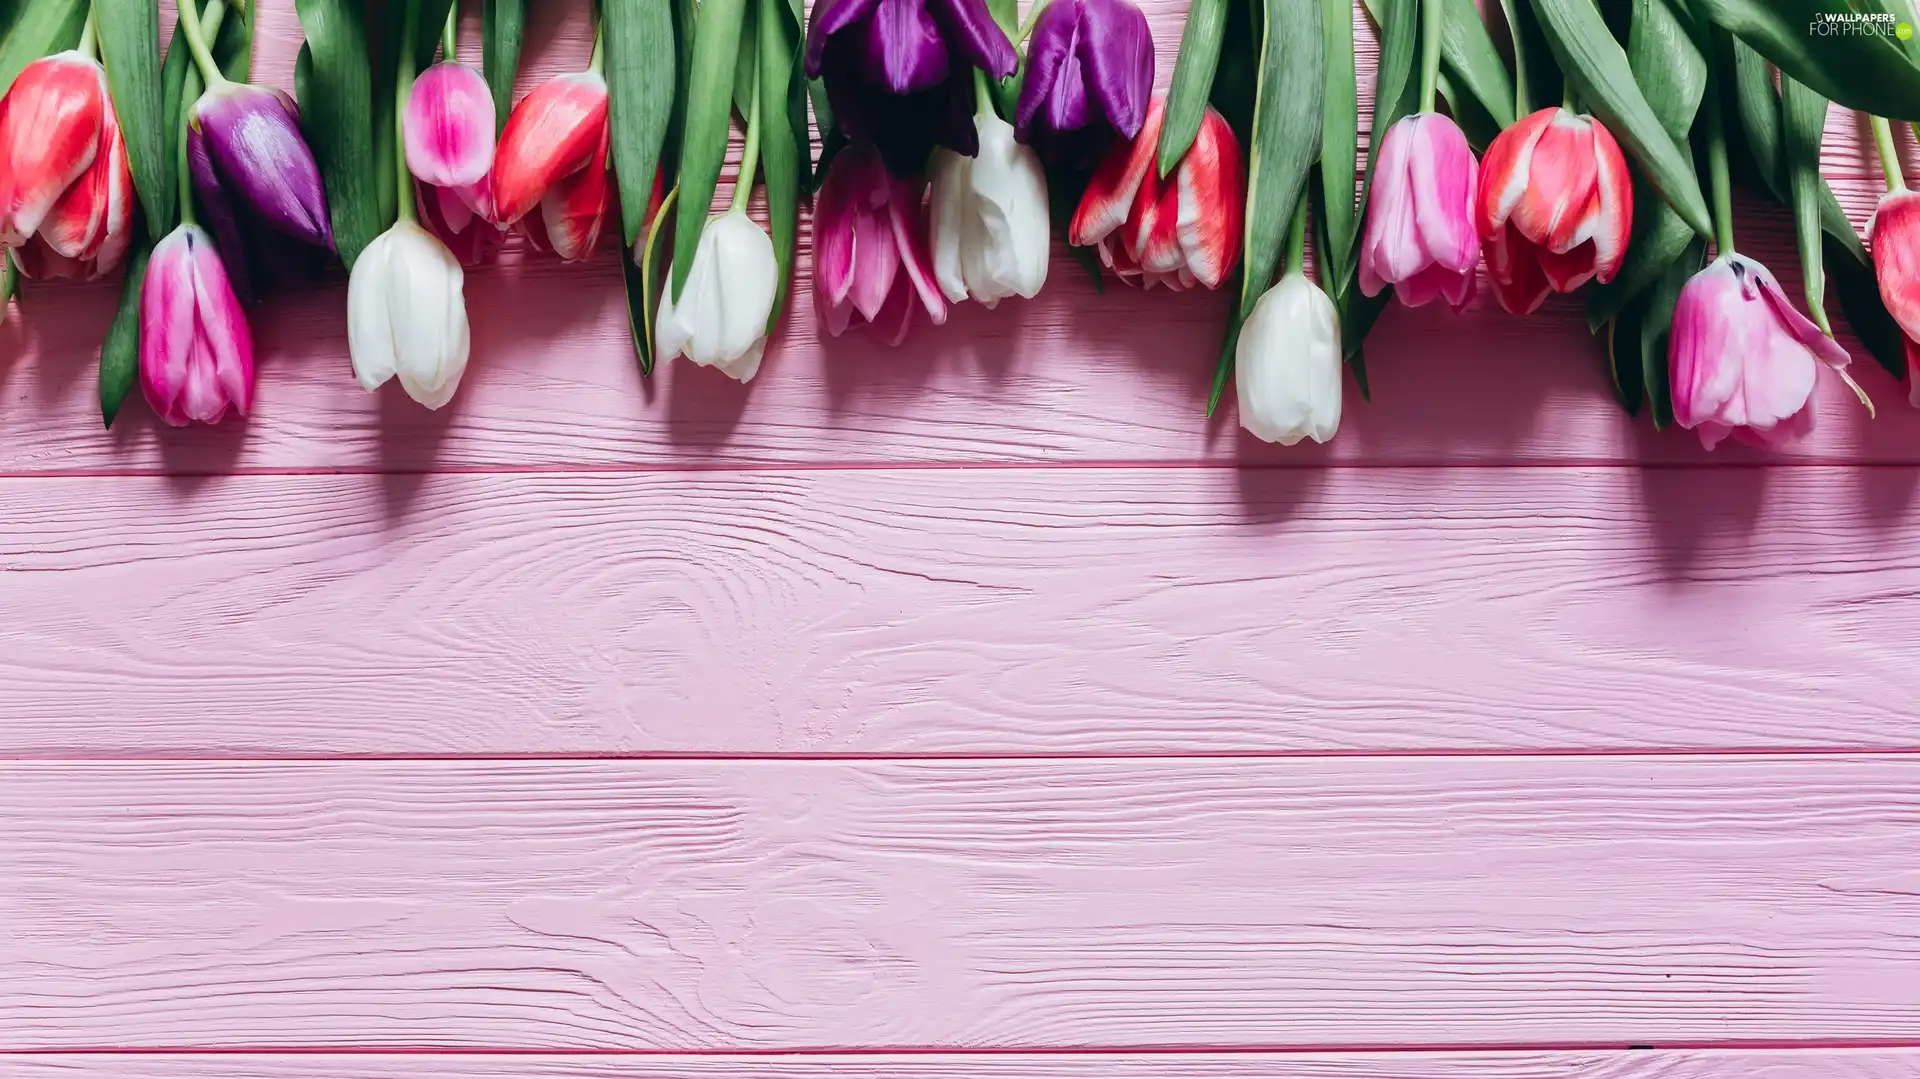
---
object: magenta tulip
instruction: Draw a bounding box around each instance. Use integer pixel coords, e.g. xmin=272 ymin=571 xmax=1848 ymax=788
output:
xmin=1669 ymin=253 xmax=1851 ymax=450
xmin=813 ymin=142 xmax=946 ymax=344
xmin=140 ymin=224 xmax=255 ymax=426
xmin=405 ymin=61 xmax=495 ymax=188
xmin=1359 ymin=112 xmax=1480 ymax=310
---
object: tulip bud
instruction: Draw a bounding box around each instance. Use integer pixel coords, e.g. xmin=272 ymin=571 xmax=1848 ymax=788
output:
xmin=1360 ymin=112 xmax=1480 ymax=311
xmin=348 ymin=221 xmax=472 ymax=409
xmin=193 ymin=82 xmax=333 ymax=249
xmin=1475 ymin=107 xmax=1632 ymax=315
xmin=1235 ymin=273 xmax=1343 ymax=445
xmin=1870 ymin=188 xmax=1920 ymax=406
xmin=658 ymin=209 xmax=779 ymax=381
xmin=0 ymin=52 xmax=108 ymax=249
xmin=813 ymin=142 xmax=946 ymax=344
xmin=1016 ymin=0 xmax=1153 ymax=163
xmin=491 ymin=72 xmax=609 ymax=227
xmin=1072 ymin=95 xmax=1243 ymax=290
xmin=405 ymin=62 xmax=497 ymax=188
xmin=930 ymin=110 xmax=1049 ymax=307
xmin=140 ymin=225 xmax=255 ymax=426
xmin=18 ymin=97 xmax=133 ymax=280
xmin=1669 ymin=253 xmax=1851 ymax=450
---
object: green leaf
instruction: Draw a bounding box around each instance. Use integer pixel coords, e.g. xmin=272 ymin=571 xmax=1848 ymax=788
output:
xmin=1205 ymin=280 xmax=1243 ymax=417
xmin=412 ymin=0 xmax=456 ymax=69
xmin=1607 ymin=308 xmax=1645 ymax=416
xmin=0 ymin=0 xmax=84 ymax=99
xmin=732 ymin=0 xmax=758 ymax=119
xmin=1828 ymin=230 xmax=1909 ymax=380
xmin=295 ymin=0 xmax=382 ymax=267
xmin=672 ymin=0 xmax=749 ymax=298
xmin=1349 ymin=0 xmax=1416 ymax=278
xmin=1209 ymin=0 xmax=1259 ymax=138
xmin=99 ymin=230 xmax=150 ymax=429
xmin=1237 ymin=0 xmax=1322 ymax=316
xmin=1437 ymin=68 xmax=1502 ymax=151
xmin=1529 ymin=0 xmax=1712 ymax=238
xmin=757 ymin=0 xmax=799 ymax=326
xmin=664 ymin=0 xmax=697 ymax=179
xmin=0 ymin=251 xmax=15 ymax=306
xmin=95 ymin=0 xmax=168 ymax=236
xmin=606 ymin=0 xmax=677 ymax=247
xmin=1688 ymin=0 xmax=1920 ymax=121
xmin=1638 ymin=238 xmax=1704 ymax=430
xmin=1629 ymin=0 xmax=1705 ymax=142
xmin=1586 ymin=200 xmax=1693 ymax=329
xmin=1158 ymin=0 xmax=1228 ymax=176
xmin=1441 ymin=0 xmax=1515 ymax=129
xmin=1779 ymin=73 xmax=1830 ymax=333
xmin=481 ymin=0 xmax=524 ymax=134
xmin=1318 ymin=0 xmax=1356 ymax=285
xmin=1496 ymin=0 xmax=1559 ymax=116
xmin=1726 ymin=37 xmax=1784 ymax=200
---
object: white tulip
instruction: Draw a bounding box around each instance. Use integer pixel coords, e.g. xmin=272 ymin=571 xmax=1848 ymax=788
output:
xmin=656 ymin=209 xmax=778 ymax=383
xmin=1236 ymin=272 xmax=1343 ymax=445
xmin=347 ymin=220 xmax=472 ymax=409
xmin=929 ymin=109 xmax=1048 ymax=308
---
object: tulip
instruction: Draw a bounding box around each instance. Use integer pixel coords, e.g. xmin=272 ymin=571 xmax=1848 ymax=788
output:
xmin=192 ymin=81 xmax=332 ymax=250
xmin=814 ymin=142 xmax=947 ymax=343
xmin=1016 ymin=0 xmax=1153 ymax=166
xmin=804 ymin=0 xmax=1017 ymax=174
xmin=139 ymin=225 xmax=255 ymax=426
xmin=1870 ymin=187 xmax=1920 ymax=406
xmin=1070 ymin=95 xmax=1242 ymax=290
xmin=929 ymin=110 xmax=1048 ymax=307
xmin=1475 ymin=106 xmax=1632 ymax=315
xmin=416 ymin=176 xmax=501 ymax=266
xmin=1235 ymin=272 xmax=1342 ymax=445
xmin=13 ymin=93 xmax=133 ymax=281
xmin=490 ymin=71 xmax=611 ymax=260
xmin=0 ymin=51 xmax=113 ymax=253
xmin=657 ymin=209 xmax=778 ymax=381
xmin=1669 ymin=253 xmax=1851 ymax=450
xmin=348 ymin=220 xmax=472 ymax=409
xmin=405 ymin=60 xmax=503 ymax=265
xmin=1360 ymin=112 xmax=1480 ymax=310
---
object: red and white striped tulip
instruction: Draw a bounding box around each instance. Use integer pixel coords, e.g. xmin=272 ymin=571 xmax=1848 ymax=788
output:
xmin=1474 ymin=106 xmax=1632 ymax=314
xmin=13 ymin=92 xmax=132 ymax=281
xmin=1070 ymin=94 xmax=1243 ymax=290
xmin=1870 ymin=187 xmax=1920 ymax=405
xmin=0 ymin=51 xmax=133 ymax=270
xmin=491 ymin=71 xmax=611 ymax=261
xmin=139 ymin=225 xmax=255 ymax=427
xmin=1360 ymin=112 xmax=1480 ymax=310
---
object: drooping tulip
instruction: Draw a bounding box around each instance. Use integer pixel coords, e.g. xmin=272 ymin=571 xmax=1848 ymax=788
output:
xmin=13 ymin=89 xmax=133 ymax=281
xmin=1235 ymin=272 xmax=1343 ymax=446
xmin=139 ymin=225 xmax=255 ymax=426
xmin=490 ymin=71 xmax=612 ymax=260
xmin=0 ymin=52 xmax=113 ymax=253
xmin=1015 ymin=0 xmax=1153 ymax=166
xmin=405 ymin=60 xmax=501 ymax=265
xmin=192 ymin=81 xmax=333 ymax=250
xmin=1869 ymin=187 xmax=1920 ymax=405
xmin=1474 ymin=106 xmax=1631 ymax=315
xmin=1669 ymin=253 xmax=1852 ymax=450
xmin=658 ymin=209 xmax=779 ymax=381
xmin=348 ymin=220 xmax=472 ymax=409
xmin=813 ymin=142 xmax=947 ymax=344
xmin=803 ymin=0 xmax=1017 ymax=174
xmin=1360 ymin=112 xmax=1480 ymax=310
xmin=1071 ymin=94 xmax=1242 ymax=290
xmin=929 ymin=110 xmax=1049 ymax=308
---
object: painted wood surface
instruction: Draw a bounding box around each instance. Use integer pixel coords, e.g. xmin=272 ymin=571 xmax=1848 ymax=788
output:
xmin=12 ymin=1052 xmax=1920 ymax=1079
xmin=6 ymin=757 xmax=1920 ymax=1049
xmin=4 ymin=466 xmax=1920 ymax=756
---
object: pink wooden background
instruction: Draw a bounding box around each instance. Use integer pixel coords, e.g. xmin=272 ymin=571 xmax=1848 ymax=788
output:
xmin=5 ymin=2 xmax=1920 ymax=1077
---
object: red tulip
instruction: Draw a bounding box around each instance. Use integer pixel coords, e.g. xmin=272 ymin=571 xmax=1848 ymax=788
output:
xmin=0 ymin=52 xmax=115 ymax=256
xmin=517 ymin=117 xmax=612 ymax=262
xmin=1871 ymin=187 xmax=1920 ymax=405
xmin=13 ymin=95 xmax=132 ymax=281
xmin=1475 ymin=106 xmax=1631 ymax=314
xmin=490 ymin=71 xmax=611 ymax=260
xmin=1070 ymin=94 xmax=1243 ymax=290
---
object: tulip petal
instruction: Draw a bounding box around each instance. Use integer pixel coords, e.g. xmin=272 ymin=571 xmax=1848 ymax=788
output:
xmin=1358 ymin=116 xmax=1421 ymax=296
xmin=864 ymin=0 xmax=950 ymax=93
xmin=347 ymin=229 xmax=400 ymax=392
xmin=491 ymin=72 xmax=611 ymax=224
xmin=140 ymin=229 xmax=201 ymax=425
xmin=1485 ymin=223 xmax=1551 ymax=315
xmin=890 ymin=176 xmax=948 ymax=324
xmin=1750 ymin=253 xmax=1850 ymax=371
xmin=959 ymin=111 xmax=1050 ymax=302
xmin=1079 ymin=0 xmax=1153 ymax=140
xmin=814 ymin=144 xmax=871 ymax=306
xmin=1236 ymin=274 xmax=1342 ymax=445
xmin=1018 ymin=0 xmax=1088 ymax=139
xmin=1069 ymin=95 xmax=1160 ymax=245
xmin=805 ymin=0 xmax=884 ymax=76
xmin=0 ymin=53 xmax=105 ymax=247
xmin=927 ymin=147 xmax=972 ymax=303
xmin=538 ymin=124 xmax=612 ymax=262
xmin=929 ymin=0 xmax=1018 ymax=78
xmin=1587 ymin=119 xmax=1632 ymax=283
xmin=188 ymin=232 xmax=255 ymax=417
xmin=406 ymin=62 xmax=497 ymax=188
xmin=1873 ymin=188 xmax=1920 ymax=342
xmin=1406 ymin=113 xmax=1479 ymax=276
xmin=872 ymin=266 xmax=919 ymax=346
xmin=1509 ymin=110 xmax=1597 ymax=254
xmin=37 ymin=107 xmax=114 ymax=260
xmin=1906 ymin=338 xmax=1920 ymax=410
xmin=197 ymin=82 xmax=333 ymax=248
xmin=1476 ymin=107 xmax=1552 ymax=235
xmin=188 ymin=123 xmax=260 ymax=304
xmin=1175 ymin=107 xmax=1242 ymax=289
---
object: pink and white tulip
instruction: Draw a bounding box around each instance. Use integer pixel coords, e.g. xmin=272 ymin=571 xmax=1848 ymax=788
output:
xmin=405 ymin=60 xmax=500 ymax=264
xmin=1360 ymin=112 xmax=1480 ymax=310
xmin=1669 ymin=253 xmax=1851 ymax=450
xmin=1071 ymin=94 xmax=1242 ymax=290
xmin=1870 ymin=187 xmax=1920 ymax=405
xmin=139 ymin=225 xmax=255 ymax=426
xmin=1475 ymin=106 xmax=1631 ymax=314
xmin=812 ymin=141 xmax=946 ymax=344
xmin=0 ymin=50 xmax=133 ymax=276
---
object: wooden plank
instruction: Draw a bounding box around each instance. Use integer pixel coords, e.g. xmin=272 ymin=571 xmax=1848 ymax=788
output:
xmin=0 ymin=6 xmax=1911 ymax=474
xmin=3 ymin=466 xmax=1919 ymax=756
xmin=4 ymin=757 xmax=1919 ymax=1048
xmin=11 ymin=1051 xmax=1920 ymax=1079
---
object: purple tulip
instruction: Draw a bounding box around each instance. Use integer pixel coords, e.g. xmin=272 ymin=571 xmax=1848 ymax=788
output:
xmin=193 ymin=82 xmax=332 ymax=250
xmin=1016 ymin=0 xmax=1153 ymax=166
xmin=804 ymin=0 xmax=1016 ymax=174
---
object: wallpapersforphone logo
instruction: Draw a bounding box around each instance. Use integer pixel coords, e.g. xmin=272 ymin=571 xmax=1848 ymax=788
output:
xmin=1809 ymin=10 xmax=1914 ymax=38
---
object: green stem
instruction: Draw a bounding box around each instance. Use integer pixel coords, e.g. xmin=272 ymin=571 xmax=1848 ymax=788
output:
xmin=1284 ymin=196 xmax=1307 ymax=275
xmin=395 ymin=0 xmax=421 ymax=222
xmin=175 ymin=0 xmax=228 ymax=86
xmin=442 ymin=1 xmax=458 ymax=62
xmin=177 ymin=80 xmax=197 ymax=226
xmin=1705 ymin=76 xmax=1734 ymax=256
xmin=1016 ymin=0 xmax=1052 ymax=45
xmin=588 ymin=16 xmax=605 ymax=75
xmin=1560 ymin=77 xmax=1575 ymax=113
xmin=1417 ymin=0 xmax=1441 ymax=113
xmin=1871 ymin=115 xmax=1906 ymax=193
xmin=77 ymin=4 xmax=97 ymax=60
xmin=729 ymin=72 xmax=762 ymax=213
xmin=973 ymin=67 xmax=992 ymax=115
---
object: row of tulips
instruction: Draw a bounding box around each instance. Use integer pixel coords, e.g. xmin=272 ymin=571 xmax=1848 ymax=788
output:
xmin=1 ymin=0 xmax=1919 ymax=452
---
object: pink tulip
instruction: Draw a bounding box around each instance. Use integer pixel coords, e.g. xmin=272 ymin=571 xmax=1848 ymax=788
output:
xmin=140 ymin=225 xmax=255 ymax=427
xmin=1360 ymin=111 xmax=1480 ymax=310
xmin=812 ymin=141 xmax=946 ymax=345
xmin=1870 ymin=187 xmax=1920 ymax=406
xmin=1669 ymin=253 xmax=1850 ymax=450
xmin=405 ymin=61 xmax=495 ymax=187
xmin=1071 ymin=95 xmax=1242 ymax=290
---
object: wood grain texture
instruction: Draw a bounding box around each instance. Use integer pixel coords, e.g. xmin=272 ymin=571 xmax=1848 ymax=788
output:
xmin=5 ymin=466 xmax=1920 ymax=755
xmin=5 ymin=757 xmax=1920 ymax=1049
xmin=12 ymin=1052 xmax=1920 ymax=1079
xmin=0 ymin=4 xmax=1913 ymax=474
